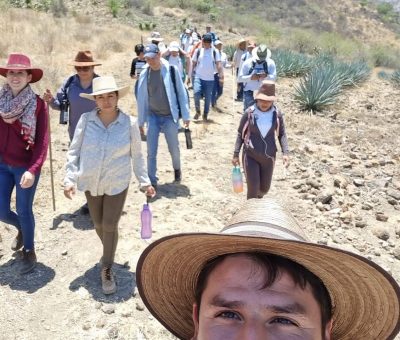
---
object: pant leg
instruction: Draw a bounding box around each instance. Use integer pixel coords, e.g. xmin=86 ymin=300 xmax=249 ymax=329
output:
xmin=161 ymin=116 xmax=181 ymax=171
xmin=146 ymin=113 xmax=161 ymax=185
xmin=258 ymin=157 xmax=275 ymax=198
xmin=85 ymin=191 xmax=104 ymax=242
xmin=0 ymin=162 xmax=20 ymax=229
xmin=193 ymin=77 xmax=202 ymax=113
xmin=101 ymin=188 xmax=128 ymax=267
xmin=202 ymin=80 xmax=214 ymax=116
xmin=243 ymin=153 xmax=261 ymax=199
xmin=217 ymin=76 xmax=223 ymax=100
xmin=244 ymin=90 xmax=255 ymax=111
xmin=211 ymin=73 xmax=219 ymax=106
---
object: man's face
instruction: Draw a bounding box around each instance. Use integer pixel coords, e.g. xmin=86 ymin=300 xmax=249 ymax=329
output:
xmin=145 ymin=53 xmax=161 ymax=70
xmin=192 ymin=255 xmax=332 ymax=340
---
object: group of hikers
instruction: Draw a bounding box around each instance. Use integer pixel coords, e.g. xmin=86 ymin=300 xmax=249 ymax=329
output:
xmin=0 ymin=24 xmax=400 ymax=339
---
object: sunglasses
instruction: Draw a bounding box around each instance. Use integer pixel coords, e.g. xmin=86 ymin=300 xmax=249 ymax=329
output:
xmin=75 ymin=66 xmax=91 ymax=72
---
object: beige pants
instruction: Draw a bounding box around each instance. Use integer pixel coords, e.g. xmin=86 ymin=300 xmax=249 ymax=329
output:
xmin=85 ymin=188 xmax=128 ymax=267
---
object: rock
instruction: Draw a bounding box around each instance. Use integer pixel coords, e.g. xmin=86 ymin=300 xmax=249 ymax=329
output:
xmin=95 ymin=302 xmax=102 ymax=310
xmin=361 ymin=203 xmax=373 ymax=210
xmin=316 ymin=202 xmax=325 ymax=211
xmin=315 ymin=191 xmax=333 ymax=204
xmin=373 ymin=227 xmax=390 ymax=241
xmin=393 ymin=247 xmax=400 ymax=260
xmin=395 ymin=226 xmax=400 ymax=237
xmin=328 ymin=166 xmax=340 ymax=174
xmin=102 ymin=304 xmax=115 ymax=315
xmin=355 ymin=221 xmax=367 ymax=228
xmin=388 ymin=198 xmax=398 ymax=206
xmin=136 ymin=302 xmax=145 ymax=311
xmin=61 ymin=250 xmax=68 ymax=256
xmin=82 ymin=322 xmax=91 ymax=331
xmin=340 ymin=211 xmax=353 ymax=224
xmin=306 ymin=179 xmax=322 ymax=189
xmin=353 ymin=178 xmax=365 ymax=187
xmin=96 ymin=318 xmax=106 ymax=329
xmin=333 ymin=175 xmax=349 ymax=189
xmin=292 ymin=182 xmax=303 ymax=189
xmin=376 ymin=213 xmax=389 ymax=222
xmin=107 ymin=327 xmax=119 ymax=339
xmin=387 ymin=189 xmax=400 ymax=201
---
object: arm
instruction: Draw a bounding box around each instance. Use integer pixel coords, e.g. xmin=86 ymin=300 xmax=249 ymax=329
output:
xmin=277 ymin=112 xmax=289 ymax=155
xmin=46 ymin=76 xmax=74 ymax=111
xmin=28 ymin=98 xmax=49 ymax=175
xmin=174 ymin=65 xmax=190 ymax=124
xmin=233 ymin=114 xmax=248 ymax=162
xmin=267 ymin=58 xmax=277 ymax=81
xmin=238 ymin=61 xmax=252 ymax=83
xmin=130 ymin=58 xmax=137 ymax=79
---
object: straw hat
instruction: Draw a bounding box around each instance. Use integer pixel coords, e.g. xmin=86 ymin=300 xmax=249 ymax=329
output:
xmin=79 ymin=76 xmax=129 ymax=100
xmin=147 ymin=31 xmax=164 ymax=42
xmin=254 ymin=80 xmax=276 ymax=101
xmin=0 ymin=53 xmax=43 ymax=83
xmin=69 ymin=51 xmax=102 ymax=67
xmin=252 ymin=43 xmax=271 ymax=61
xmin=137 ymin=198 xmax=400 ymax=340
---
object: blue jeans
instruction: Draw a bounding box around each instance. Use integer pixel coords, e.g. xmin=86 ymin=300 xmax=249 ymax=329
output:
xmin=244 ymin=90 xmax=255 ymax=111
xmin=212 ymin=73 xmax=223 ymax=106
xmin=194 ymin=77 xmax=214 ymax=117
xmin=147 ymin=113 xmax=180 ymax=185
xmin=236 ymin=68 xmax=243 ymax=100
xmin=0 ymin=162 xmax=40 ymax=250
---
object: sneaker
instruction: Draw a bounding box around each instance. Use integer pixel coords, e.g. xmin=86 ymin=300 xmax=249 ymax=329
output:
xmin=174 ymin=169 xmax=182 ymax=182
xmin=101 ymin=266 xmax=116 ymax=295
xmin=11 ymin=230 xmax=23 ymax=251
xmin=20 ymin=249 xmax=37 ymax=275
xmin=193 ymin=112 xmax=200 ymax=120
xmin=202 ymin=114 xmax=208 ymax=121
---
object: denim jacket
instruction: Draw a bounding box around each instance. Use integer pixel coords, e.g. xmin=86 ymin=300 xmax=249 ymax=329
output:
xmin=136 ymin=58 xmax=190 ymax=126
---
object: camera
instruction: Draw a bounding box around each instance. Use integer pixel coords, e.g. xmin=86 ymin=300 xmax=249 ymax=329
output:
xmin=59 ymin=99 xmax=69 ymax=125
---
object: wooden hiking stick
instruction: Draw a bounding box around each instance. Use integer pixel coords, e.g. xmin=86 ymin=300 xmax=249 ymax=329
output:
xmin=46 ymin=103 xmax=56 ymax=211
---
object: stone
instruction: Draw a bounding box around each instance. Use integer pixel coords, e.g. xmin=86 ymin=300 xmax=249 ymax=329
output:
xmin=355 ymin=221 xmax=367 ymax=228
xmin=393 ymin=247 xmax=400 ymax=260
xmin=107 ymin=327 xmax=119 ymax=339
xmin=306 ymin=179 xmax=322 ymax=189
xmin=353 ymin=178 xmax=365 ymax=187
xmin=102 ymin=304 xmax=115 ymax=315
xmin=340 ymin=211 xmax=353 ymax=224
xmin=361 ymin=203 xmax=373 ymax=210
xmin=136 ymin=302 xmax=145 ymax=311
xmin=315 ymin=191 xmax=333 ymax=204
xmin=333 ymin=175 xmax=349 ymax=189
xmin=387 ymin=189 xmax=400 ymax=201
xmin=96 ymin=318 xmax=106 ymax=329
xmin=395 ymin=226 xmax=400 ymax=237
xmin=376 ymin=213 xmax=389 ymax=222
xmin=82 ymin=322 xmax=91 ymax=331
xmin=316 ymin=202 xmax=325 ymax=211
xmin=373 ymin=227 xmax=390 ymax=241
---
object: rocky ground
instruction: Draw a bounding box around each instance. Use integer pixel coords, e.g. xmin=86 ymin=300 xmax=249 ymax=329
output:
xmin=0 ymin=69 xmax=399 ymax=339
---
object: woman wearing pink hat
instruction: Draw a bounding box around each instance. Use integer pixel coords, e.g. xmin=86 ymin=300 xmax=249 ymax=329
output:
xmin=0 ymin=53 xmax=49 ymax=274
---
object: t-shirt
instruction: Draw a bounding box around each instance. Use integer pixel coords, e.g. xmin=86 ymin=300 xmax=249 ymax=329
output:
xmin=148 ymin=69 xmax=171 ymax=116
xmin=168 ymin=55 xmax=184 ymax=77
xmin=254 ymin=105 xmax=274 ymax=138
xmin=192 ymin=48 xmax=221 ymax=81
xmin=130 ymin=58 xmax=147 ymax=77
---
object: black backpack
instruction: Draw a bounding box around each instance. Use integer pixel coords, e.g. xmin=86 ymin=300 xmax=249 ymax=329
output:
xmin=170 ymin=65 xmax=189 ymax=118
xmin=247 ymin=60 xmax=269 ymax=75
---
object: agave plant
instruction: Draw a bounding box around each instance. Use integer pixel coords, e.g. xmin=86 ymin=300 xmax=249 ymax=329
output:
xmin=391 ymin=70 xmax=400 ymax=87
xmin=274 ymin=49 xmax=313 ymax=77
xmin=224 ymin=44 xmax=236 ymax=62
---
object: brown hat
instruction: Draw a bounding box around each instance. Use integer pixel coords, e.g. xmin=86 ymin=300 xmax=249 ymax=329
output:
xmin=69 ymin=51 xmax=102 ymax=67
xmin=0 ymin=53 xmax=43 ymax=83
xmin=254 ymin=80 xmax=276 ymax=101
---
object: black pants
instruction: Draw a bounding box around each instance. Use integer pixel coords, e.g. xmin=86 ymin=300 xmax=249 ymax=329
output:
xmin=243 ymin=153 xmax=275 ymax=199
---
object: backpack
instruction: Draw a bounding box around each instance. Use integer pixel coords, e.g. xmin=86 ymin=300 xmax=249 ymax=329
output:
xmin=61 ymin=75 xmax=75 ymax=102
xmin=194 ymin=48 xmax=218 ymax=71
xmin=170 ymin=65 xmax=189 ymax=118
xmin=247 ymin=60 xmax=269 ymax=76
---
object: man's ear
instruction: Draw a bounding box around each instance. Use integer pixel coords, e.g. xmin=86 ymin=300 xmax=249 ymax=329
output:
xmin=191 ymin=303 xmax=200 ymax=340
xmin=324 ymin=319 xmax=333 ymax=340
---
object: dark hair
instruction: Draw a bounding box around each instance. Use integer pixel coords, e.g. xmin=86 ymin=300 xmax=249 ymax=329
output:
xmin=195 ymin=252 xmax=333 ymax=337
xmin=134 ymin=44 xmax=144 ymax=56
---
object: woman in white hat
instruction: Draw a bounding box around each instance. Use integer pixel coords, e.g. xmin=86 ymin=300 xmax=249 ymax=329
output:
xmin=0 ymin=53 xmax=48 ymax=274
xmin=63 ymin=76 xmax=155 ymax=295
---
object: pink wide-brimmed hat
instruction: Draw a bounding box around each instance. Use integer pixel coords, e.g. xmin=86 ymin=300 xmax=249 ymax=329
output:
xmin=0 ymin=53 xmax=43 ymax=83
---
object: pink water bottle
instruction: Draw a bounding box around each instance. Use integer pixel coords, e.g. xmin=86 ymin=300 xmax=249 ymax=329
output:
xmin=232 ymin=166 xmax=243 ymax=193
xmin=140 ymin=202 xmax=152 ymax=239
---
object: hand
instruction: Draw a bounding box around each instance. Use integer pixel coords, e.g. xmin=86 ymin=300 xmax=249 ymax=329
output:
xmin=259 ymin=73 xmax=267 ymax=80
xmin=283 ymin=155 xmax=290 ymax=168
xmin=183 ymin=120 xmax=190 ymax=128
xmin=144 ymin=185 xmax=156 ymax=198
xmin=43 ymin=89 xmax=53 ymax=104
xmin=20 ymin=171 xmax=35 ymax=189
xmin=232 ymin=157 xmax=240 ymax=166
xmin=64 ymin=185 xmax=76 ymax=199
xmin=139 ymin=126 xmax=145 ymax=135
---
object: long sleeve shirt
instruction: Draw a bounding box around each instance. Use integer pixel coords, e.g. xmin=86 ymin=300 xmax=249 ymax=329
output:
xmin=136 ymin=59 xmax=190 ymax=127
xmin=238 ymin=57 xmax=277 ymax=91
xmin=64 ymin=109 xmax=151 ymax=196
xmin=0 ymin=96 xmax=48 ymax=175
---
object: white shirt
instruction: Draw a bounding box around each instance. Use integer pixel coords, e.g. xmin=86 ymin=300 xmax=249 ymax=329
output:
xmin=168 ymin=55 xmax=184 ymax=77
xmin=192 ymin=47 xmax=221 ymax=81
xmin=254 ymin=105 xmax=274 ymax=138
xmin=64 ymin=110 xmax=151 ymax=196
xmin=238 ymin=57 xmax=277 ymax=91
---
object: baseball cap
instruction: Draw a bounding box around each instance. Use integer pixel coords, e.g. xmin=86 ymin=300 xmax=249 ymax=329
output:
xmin=202 ymin=33 xmax=212 ymax=43
xmin=168 ymin=41 xmax=180 ymax=52
xmin=144 ymin=44 xmax=160 ymax=58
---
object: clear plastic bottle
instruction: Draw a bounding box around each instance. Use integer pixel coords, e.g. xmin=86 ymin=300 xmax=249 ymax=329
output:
xmin=232 ymin=166 xmax=243 ymax=193
xmin=140 ymin=203 xmax=152 ymax=239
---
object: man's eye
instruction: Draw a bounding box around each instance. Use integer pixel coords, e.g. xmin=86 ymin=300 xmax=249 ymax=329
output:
xmin=217 ymin=311 xmax=241 ymax=320
xmin=271 ymin=317 xmax=298 ymax=326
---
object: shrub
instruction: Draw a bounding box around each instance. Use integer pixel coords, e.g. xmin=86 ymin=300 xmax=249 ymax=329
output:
xmin=391 ymin=70 xmax=400 ymax=87
xmin=50 ymin=0 xmax=67 ymax=17
xmin=224 ymin=44 xmax=235 ymax=61
xmin=370 ymin=44 xmax=400 ymax=68
xmin=274 ymin=49 xmax=313 ymax=77
xmin=194 ymin=0 xmax=212 ymax=14
xmin=108 ymin=0 xmax=120 ymax=17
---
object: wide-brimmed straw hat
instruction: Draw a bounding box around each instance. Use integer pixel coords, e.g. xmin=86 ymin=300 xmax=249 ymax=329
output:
xmin=254 ymin=80 xmax=277 ymax=101
xmin=79 ymin=76 xmax=129 ymax=100
xmin=252 ymin=43 xmax=271 ymax=61
xmin=137 ymin=197 xmax=400 ymax=340
xmin=0 ymin=53 xmax=43 ymax=83
xmin=147 ymin=31 xmax=164 ymax=42
xmin=69 ymin=51 xmax=102 ymax=67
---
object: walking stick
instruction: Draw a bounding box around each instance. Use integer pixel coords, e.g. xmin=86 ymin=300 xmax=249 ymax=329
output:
xmin=46 ymin=103 xmax=56 ymax=211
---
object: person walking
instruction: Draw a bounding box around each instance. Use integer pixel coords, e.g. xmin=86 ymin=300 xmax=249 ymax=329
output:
xmin=161 ymin=41 xmax=192 ymax=83
xmin=130 ymin=43 xmax=147 ymax=97
xmin=232 ymin=81 xmax=289 ymax=199
xmin=64 ymin=76 xmax=155 ymax=295
xmin=238 ymin=44 xmax=277 ymax=111
xmin=211 ymin=39 xmax=230 ymax=110
xmin=232 ymin=38 xmax=247 ymax=102
xmin=136 ymin=44 xmax=190 ymax=189
xmin=0 ymin=53 xmax=49 ymax=274
xmin=192 ymin=33 xmax=223 ymax=121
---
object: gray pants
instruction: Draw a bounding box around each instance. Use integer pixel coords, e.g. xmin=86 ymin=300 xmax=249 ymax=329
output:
xmin=243 ymin=153 xmax=275 ymax=199
xmin=85 ymin=188 xmax=128 ymax=267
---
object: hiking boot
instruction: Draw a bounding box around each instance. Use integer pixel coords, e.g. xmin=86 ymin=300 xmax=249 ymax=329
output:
xmin=11 ymin=230 xmax=23 ymax=251
xmin=193 ymin=111 xmax=200 ymax=120
xmin=20 ymin=249 xmax=37 ymax=275
xmin=101 ymin=266 xmax=116 ymax=295
xmin=202 ymin=114 xmax=208 ymax=121
xmin=174 ymin=169 xmax=182 ymax=182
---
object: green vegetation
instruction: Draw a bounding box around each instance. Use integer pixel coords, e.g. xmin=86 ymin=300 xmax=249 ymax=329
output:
xmin=391 ymin=70 xmax=400 ymax=86
xmin=224 ymin=44 xmax=236 ymax=61
xmin=139 ymin=21 xmax=156 ymax=31
xmin=274 ymin=49 xmax=313 ymax=77
xmin=108 ymin=0 xmax=120 ymax=17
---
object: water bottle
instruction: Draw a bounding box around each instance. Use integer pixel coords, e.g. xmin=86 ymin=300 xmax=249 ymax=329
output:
xmin=184 ymin=127 xmax=193 ymax=149
xmin=59 ymin=99 xmax=69 ymax=125
xmin=232 ymin=166 xmax=243 ymax=193
xmin=140 ymin=202 xmax=152 ymax=239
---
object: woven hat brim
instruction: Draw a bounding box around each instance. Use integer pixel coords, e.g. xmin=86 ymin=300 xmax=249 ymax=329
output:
xmin=80 ymin=85 xmax=130 ymax=101
xmin=137 ymin=233 xmax=400 ymax=340
xmin=0 ymin=67 xmax=43 ymax=83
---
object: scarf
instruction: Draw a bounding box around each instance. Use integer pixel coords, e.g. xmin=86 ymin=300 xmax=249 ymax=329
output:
xmin=0 ymin=84 xmax=37 ymax=149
